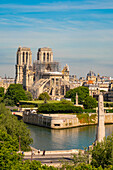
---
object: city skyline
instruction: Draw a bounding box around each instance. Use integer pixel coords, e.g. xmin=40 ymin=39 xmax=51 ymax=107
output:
xmin=0 ymin=0 xmax=113 ymax=78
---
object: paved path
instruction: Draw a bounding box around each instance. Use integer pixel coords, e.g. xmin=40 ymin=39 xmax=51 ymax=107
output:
xmin=23 ymin=149 xmax=84 ymax=167
xmin=21 ymin=147 xmax=84 ymax=167
xmin=24 ymin=153 xmax=73 ymax=167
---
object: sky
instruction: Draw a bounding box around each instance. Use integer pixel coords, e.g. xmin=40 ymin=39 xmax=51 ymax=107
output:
xmin=0 ymin=0 xmax=113 ymax=78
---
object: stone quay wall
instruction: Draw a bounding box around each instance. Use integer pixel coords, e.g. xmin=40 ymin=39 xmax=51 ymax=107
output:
xmin=23 ymin=112 xmax=113 ymax=129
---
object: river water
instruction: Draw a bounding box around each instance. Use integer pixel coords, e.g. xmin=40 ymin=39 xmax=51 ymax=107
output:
xmin=27 ymin=124 xmax=113 ymax=151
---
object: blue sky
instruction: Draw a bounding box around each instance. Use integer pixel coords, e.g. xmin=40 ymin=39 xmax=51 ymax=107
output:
xmin=0 ymin=0 xmax=113 ymax=78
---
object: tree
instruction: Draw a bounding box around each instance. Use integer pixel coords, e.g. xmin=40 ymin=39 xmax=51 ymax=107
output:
xmin=83 ymin=96 xmax=97 ymax=109
xmin=62 ymin=163 xmax=105 ymax=170
xmin=38 ymin=92 xmax=51 ymax=101
xmin=65 ymin=86 xmax=89 ymax=104
xmin=0 ymin=97 xmax=3 ymax=103
xmin=91 ymin=134 xmax=113 ymax=168
xmin=4 ymin=84 xmax=27 ymax=105
xmin=4 ymin=98 xmax=15 ymax=106
xmin=0 ymin=130 xmax=23 ymax=169
xmin=0 ymin=130 xmax=56 ymax=170
xmin=0 ymin=87 xmax=5 ymax=97
xmin=0 ymin=103 xmax=33 ymax=151
xmin=25 ymin=91 xmax=33 ymax=101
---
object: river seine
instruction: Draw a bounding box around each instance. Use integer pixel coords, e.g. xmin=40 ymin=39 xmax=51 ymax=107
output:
xmin=27 ymin=124 xmax=113 ymax=151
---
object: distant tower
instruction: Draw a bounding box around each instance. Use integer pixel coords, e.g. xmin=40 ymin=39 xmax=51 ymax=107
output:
xmin=15 ymin=46 xmax=32 ymax=84
xmin=33 ymin=47 xmax=60 ymax=81
xmin=96 ymin=73 xmax=101 ymax=82
xmin=96 ymin=93 xmax=105 ymax=142
xmin=37 ymin=47 xmax=53 ymax=63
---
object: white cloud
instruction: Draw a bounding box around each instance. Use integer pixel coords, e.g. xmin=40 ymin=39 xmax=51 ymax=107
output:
xmin=0 ymin=1 xmax=113 ymax=13
xmin=0 ymin=0 xmax=113 ymax=78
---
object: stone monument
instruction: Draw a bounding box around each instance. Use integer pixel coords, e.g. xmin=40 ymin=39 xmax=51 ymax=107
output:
xmin=76 ymin=93 xmax=78 ymax=105
xmin=96 ymin=93 xmax=105 ymax=142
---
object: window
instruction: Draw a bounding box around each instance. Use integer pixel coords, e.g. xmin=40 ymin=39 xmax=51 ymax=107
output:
xmin=17 ymin=54 xmax=18 ymax=64
xmin=23 ymin=52 xmax=25 ymax=63
xmin=43 ymin=53 xmax=45 ymax=61
xmin=26 ymin=52 xmax=28 ymax=64
xmin=47 ymin=53 xmax=49 ymax=61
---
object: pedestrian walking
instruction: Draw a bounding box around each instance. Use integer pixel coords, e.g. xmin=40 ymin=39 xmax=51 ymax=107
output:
xmin=43 ymin=150 xmax=45 ymax=156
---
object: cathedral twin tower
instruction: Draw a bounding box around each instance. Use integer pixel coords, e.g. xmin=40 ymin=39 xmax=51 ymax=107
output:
xmin=15 ymin=46 xmax=53 ymax=85
xmin=15 ymin=46 xmax=70 ymax=99
xmin=16 ymin=47 xmax=32 ymax=84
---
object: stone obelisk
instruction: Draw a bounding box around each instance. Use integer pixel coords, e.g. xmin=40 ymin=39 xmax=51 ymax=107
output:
xmin=96 ymin=93 xmax=105 ymax=142
xmin=76 ymin=93 xmax=78 ymax=105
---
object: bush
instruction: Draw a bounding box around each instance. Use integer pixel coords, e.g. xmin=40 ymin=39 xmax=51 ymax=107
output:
xmin=77 ymin=113 xmax=97 ymax=124
xmin=4 ymin=98 xmax=15 ymax=106
xmin=12 ymin=109 xmax=18 ymax=111
xmin=84 ymin=109 xmax=96 ymax=113
xmin=106 ymin=109 xmax=113 ymax=113
xmin=104 ymin=102 xmax=113 ymax=107
xmin=38 ymin=92 xmax=51 ymax=101
xmin=38 ymin=103 xmax=83 ymax=113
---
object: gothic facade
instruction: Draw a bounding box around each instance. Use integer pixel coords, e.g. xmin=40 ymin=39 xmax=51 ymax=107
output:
xmin=15 ymin=47 xmax=32 ymax=84
xmin=15 ymin=47 xmax=70 ymax=100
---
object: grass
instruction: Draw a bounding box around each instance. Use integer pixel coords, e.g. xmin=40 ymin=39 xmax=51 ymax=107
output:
xmin=19 ymin=100 xmax=60 ymax=104
xmin=77 ymin=113 xmax=97 ymax=124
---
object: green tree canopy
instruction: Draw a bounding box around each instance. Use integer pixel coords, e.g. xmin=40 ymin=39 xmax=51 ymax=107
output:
xmin=65 ymin=86 xmax=89 ymax=104
xmin=4 ymin=84 xmax=27 ymax=105
xmin=91 ymin=134 xmax=113 ymax=168
xmin=25 ymin=91 xmax=33 ymax=101
xmin=0 ymin=130 xmax=23 ymax=169
xmin=0 ymin=103 xmax=33 ymax=151
xmin=38 ymin=92 xmax=51 ymax=101
xmin=4 ymin=98 xmax=15 ymax=106
xmin=0 ymin=87 xmax=5 ymax=97
xmin=83 ymin=96 xmax=97 ymax=109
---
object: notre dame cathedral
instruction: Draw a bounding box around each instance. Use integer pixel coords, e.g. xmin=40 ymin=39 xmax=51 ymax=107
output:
xmin=15 ymin=46 xmax=71 ymax=99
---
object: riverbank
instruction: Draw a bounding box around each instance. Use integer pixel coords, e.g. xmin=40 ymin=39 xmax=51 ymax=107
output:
xmin=25 ymin=148 xmax=83 ymax=156
xmin=23 ymin=112 xmax=113 ymax=129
